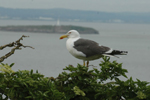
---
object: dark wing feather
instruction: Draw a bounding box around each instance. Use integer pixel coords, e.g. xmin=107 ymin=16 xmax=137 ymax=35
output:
xmin=73 ymin=39 xmax=110 ymax=57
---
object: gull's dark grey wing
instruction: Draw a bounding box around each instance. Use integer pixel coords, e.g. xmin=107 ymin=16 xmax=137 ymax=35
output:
xmin=73 ymin=38 xmax=110 ymax=57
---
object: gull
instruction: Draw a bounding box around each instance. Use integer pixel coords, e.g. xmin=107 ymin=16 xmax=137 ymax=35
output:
xmin=60 ymin=30 xmax=128 ymax=67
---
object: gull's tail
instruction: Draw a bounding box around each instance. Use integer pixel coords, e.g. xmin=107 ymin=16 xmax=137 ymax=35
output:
xmin=109 ymin=50 xmax=128 ymax=55
xmin=103 ymin=50 xmax=128 ymax=58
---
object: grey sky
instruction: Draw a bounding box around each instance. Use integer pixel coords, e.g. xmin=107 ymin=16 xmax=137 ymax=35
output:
xmin=0 ymin=0 xmax=150 ymax=12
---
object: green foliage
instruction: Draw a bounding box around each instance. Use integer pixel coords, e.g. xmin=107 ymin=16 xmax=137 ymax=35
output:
xmin=73 ymin=86 xmax=85 ymax=96
xmin=53 ymin=57 xmax=150 ymax=100
xmin=0 ymin=57 xmax=150 ymax=100
xmin=0 ymin=63 xmax=65 ymax=100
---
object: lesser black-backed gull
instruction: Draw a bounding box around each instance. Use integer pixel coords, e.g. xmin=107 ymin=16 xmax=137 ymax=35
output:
xmin=60 ymin=30 xmax=128 ymax=67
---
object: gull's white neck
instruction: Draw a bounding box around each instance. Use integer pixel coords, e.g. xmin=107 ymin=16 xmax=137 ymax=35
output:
xmin=66 ymin=37 xmax=80 ymax=52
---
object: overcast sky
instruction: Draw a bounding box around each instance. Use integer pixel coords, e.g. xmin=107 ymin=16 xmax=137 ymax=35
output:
xmin=0 ymin=0 xmax=150 ymax=12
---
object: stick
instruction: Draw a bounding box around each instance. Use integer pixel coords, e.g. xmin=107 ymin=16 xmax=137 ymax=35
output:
xmin=0 ymin=35 xmax=34 ymax=62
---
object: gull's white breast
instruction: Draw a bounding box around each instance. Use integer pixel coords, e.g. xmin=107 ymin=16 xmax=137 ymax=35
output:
xmin=66 ymin=38 xmax=86 ymax=59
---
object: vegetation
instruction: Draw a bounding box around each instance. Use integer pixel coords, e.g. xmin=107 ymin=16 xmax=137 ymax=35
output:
xmin=0 ymin=25 xmax=99 ymax=34
xmin=0 ymin=57 xmax=150 ymax=100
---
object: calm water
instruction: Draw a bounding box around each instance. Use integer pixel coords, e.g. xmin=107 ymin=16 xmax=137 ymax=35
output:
xmin=0 ymin=20 xmax=150 ymax=81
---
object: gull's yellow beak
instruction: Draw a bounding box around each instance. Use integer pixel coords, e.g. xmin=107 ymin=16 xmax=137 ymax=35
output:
xmin=60 ymin=34 xmax=68 ymax=39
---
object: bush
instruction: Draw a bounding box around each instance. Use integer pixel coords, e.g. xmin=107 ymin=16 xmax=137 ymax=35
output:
xmin=0 ymin=64 xmax=65 ymax=100
xmin=0 ymin=57 xmax=150 ymax=100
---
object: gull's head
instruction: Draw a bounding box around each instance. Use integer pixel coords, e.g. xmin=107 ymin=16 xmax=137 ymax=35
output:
xmin=60 ymin=30 xmax=80 ymax=39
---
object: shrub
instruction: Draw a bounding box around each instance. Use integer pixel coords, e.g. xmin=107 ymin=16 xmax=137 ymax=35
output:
xmin=0 ymin=63 xmax=65 ymax=100
xmin=0 ymin=57 xmax=150 ymax=100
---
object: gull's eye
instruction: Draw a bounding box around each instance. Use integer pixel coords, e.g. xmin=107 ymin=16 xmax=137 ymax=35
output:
xmin=68 ymin=32 xmax=71 ymax=34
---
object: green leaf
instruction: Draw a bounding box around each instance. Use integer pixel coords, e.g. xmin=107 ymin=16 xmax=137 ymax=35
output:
xmin=10 ymin=63 xmax=15 ymax=67
xmin=78 ymin=76 xmax=82 ymax=80
xmin=25 ymin=96 xmax=32 ymax=99
xmin=30 ymin=69 xmax=33 ymax=75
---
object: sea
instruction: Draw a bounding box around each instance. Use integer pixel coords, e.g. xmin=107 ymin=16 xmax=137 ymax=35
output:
xmin=0 ymin=19 xmax=150 ymax=82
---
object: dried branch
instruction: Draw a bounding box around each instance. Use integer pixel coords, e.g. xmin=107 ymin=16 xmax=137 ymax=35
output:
xmin=0 ymin=35 xmax=34 ymax=62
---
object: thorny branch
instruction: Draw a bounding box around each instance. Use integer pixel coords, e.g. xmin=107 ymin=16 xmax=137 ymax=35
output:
xmin=0 ymin=35 xmax=34 ymax=62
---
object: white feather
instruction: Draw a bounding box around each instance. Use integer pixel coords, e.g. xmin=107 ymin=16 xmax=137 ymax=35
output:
xmin=105 ymin=48 xmax=113 ymax=53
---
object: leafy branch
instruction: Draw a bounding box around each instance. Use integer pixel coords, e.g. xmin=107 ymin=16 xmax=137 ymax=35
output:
xmin=0 ymin=35 xmax=34 ymax=62
xmin=0 ymin=57 xmax=150 ymax=100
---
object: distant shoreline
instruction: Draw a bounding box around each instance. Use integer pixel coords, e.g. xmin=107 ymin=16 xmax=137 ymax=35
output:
xmin=1 ymin=7 xmax=150 ymax=24
xmin=0 ymin=25 xmax=99 ymax=34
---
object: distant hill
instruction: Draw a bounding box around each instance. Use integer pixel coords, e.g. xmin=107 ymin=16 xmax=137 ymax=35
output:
xmin=0 ymin=25 xmax=99 ymax=34
xmin=0 ymin=7 xmax=150 ymax=23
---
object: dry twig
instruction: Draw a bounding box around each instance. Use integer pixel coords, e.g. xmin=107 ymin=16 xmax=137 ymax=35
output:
xmin=0 ymin=35 xmax=34 ymax=62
